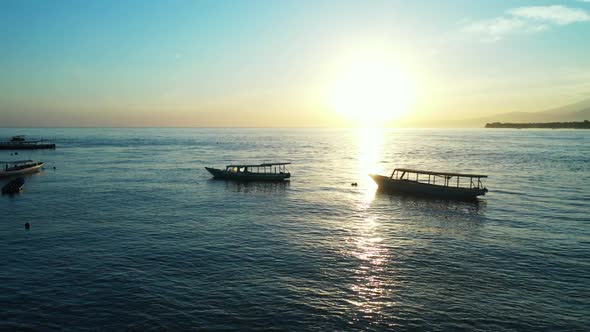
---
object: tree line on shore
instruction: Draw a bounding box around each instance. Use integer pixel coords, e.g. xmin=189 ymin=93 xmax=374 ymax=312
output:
xmin=485 ymin=120 xmax=590 ymax=129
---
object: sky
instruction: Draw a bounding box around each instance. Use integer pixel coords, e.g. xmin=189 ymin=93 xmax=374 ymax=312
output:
xmin=1 ymin=0 xmax=589 ymax=127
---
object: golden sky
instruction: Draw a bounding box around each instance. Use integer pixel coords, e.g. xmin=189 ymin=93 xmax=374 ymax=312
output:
xmin=1 ymin=1 xmax=589 ymax=127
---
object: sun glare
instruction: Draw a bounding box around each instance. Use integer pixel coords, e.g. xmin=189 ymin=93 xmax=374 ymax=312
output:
xmin=329 ymin=58 xmax=417 ymax=127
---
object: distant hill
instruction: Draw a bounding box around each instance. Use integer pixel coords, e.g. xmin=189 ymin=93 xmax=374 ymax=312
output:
xmin=476 ymin=97 xmax=590 ymax=125
xmin=485 ymin=120 xmax=590 ymax=129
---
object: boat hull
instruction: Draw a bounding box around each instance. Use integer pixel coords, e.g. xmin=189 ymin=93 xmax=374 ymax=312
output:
xmin=0 ymin=162 xmax=44 ymax=178
xmin=206 ymin=167 xmax=290 ymax=181
xmin=2 ymin=177 xmax=25 ymax=194
xmin=370 ymin=174 xmax=487 ymax=200
xmin=0 ymin=143 xmax=55 ymax=150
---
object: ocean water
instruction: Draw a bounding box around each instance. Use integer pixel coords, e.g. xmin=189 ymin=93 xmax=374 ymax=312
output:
xmin=0 ymin=128 xmax=588 ymax=331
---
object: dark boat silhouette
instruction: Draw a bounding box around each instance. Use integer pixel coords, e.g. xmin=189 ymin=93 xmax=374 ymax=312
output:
xmin=0 ymin=135 xmax=56 ymax=150
xmin=370 ymin=168 xmax=488 ymax=200
xmin=206 ymin=162 xmax=291 ymax=181
xmin=2 ymin=177 xmax=25 ymax=194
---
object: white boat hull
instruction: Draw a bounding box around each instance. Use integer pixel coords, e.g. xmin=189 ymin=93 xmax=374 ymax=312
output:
xmin=0 ymin=163 xmax=44 ymax=178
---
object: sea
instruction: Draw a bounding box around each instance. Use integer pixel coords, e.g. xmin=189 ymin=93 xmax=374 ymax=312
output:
xmin=0 ymin=128 xmax=588 ymax=331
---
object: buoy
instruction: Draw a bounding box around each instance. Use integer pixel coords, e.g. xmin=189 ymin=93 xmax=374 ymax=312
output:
xmin=25 ymin=222 xmax=30 ymax=230
xmin=53 ymin=166 xmax=56 ymax=170
xmin=14 ymin=152 xmax=18 ymax=155
xmin=351 ymin=182 xmax=358 ymax=187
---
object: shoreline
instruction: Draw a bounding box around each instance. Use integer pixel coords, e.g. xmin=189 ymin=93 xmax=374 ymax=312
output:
xmin=485 ymin=121 xmax=590 ymax=129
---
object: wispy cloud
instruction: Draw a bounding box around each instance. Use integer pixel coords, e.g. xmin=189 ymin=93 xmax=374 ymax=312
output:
xmin=464 ymin=5 xmax=590 ymax=42
xmin=509 ymin=5 xmax=590 ymax=24
xmin=465 ymin=17 xmax=547 ymax=42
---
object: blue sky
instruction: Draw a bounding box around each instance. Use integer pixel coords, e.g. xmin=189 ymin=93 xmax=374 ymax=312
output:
xmin=1 ymin=0 xmax=589 ymax=127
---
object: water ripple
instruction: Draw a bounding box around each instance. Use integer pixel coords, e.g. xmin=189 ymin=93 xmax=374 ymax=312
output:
xmin=0 ymin=128 xmax=589 ymax=330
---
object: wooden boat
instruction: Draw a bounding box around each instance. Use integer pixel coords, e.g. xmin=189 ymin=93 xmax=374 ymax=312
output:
xmin=370 ymin=168 xmax=488 ymax=200
xmin=0 ymin=160 xmax=44 ymax=178
xmin=206 ymin=162 xmax=291 ymax=181
xmin=0 ymin=135 xmax=56 ymax=150
xmin=2 ymin=177 xmax=25 ymax=194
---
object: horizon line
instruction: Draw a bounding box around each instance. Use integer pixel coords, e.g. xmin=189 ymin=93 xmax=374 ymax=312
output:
xmin=0 ymin=125 xmax=486 ymax=130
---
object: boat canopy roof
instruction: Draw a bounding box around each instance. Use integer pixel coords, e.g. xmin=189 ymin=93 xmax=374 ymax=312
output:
xmin=0 ymin=160 xmax=35 ymax=164
xmin=226 ymin=162 xmax=291 ymax=168
xmin=394 ymin=168 xmax=487 ymax=178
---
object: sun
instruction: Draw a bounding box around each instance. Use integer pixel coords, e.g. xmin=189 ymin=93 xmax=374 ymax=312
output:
xmin=328 ymin=58 xmax=417 ymax=127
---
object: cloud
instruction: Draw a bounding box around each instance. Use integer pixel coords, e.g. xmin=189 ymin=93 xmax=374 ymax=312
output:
xmin=464 ymin=5 xmax=590 ymax=42
xmin=465 ymin=17 xmax=547 ymax=42
xmin=509 ymin=5 xmax=590 ymax=24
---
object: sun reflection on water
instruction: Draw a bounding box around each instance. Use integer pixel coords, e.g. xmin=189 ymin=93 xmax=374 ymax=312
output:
xmin=343 ymin=128 xmax=397 ymax=323
xmin=347 ymin=216 xmax=392 ymax=322
xmin=355 ymin=127 xmax=384 ymax=207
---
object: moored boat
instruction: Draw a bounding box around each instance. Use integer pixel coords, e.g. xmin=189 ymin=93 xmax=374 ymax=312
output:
xmin=206 ymin=162 xmax=291 ymax=181
xmin=2 ymin=177 xmax=25 ymax=194
xmin=0 ymin=135 xmax=56 ymax=150
xmin=0 ymin=160 xmax=45 ymax=178
xmin=370 ymin=168 xmax=488 ymax=200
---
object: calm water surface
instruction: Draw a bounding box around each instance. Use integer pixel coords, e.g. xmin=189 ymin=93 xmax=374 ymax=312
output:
xmin=1 ymin=128 xmax=589 ymax=331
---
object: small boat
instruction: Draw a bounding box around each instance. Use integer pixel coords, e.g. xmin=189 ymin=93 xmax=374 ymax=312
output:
xmin=370 ymin=168 xmax=488 ymax=200
xmin=0 ymin=135 xmax=56 ymax=150
xmin=0 ymin=160 xmax=44 ymax=178
xmin=2 ymin=177 xmax=25 ymax=194
xmin=206 ymin=162 xmax=291 ymax=181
